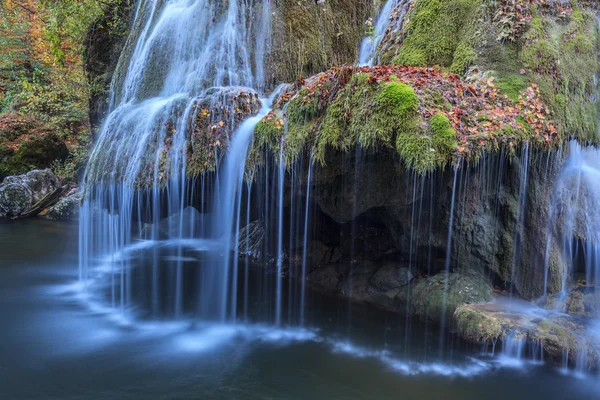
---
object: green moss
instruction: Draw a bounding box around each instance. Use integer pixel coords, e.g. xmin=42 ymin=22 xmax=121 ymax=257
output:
xmin=254 ymin=118 xmax=282 ymax=151
xmin=455 ymin=307 xmax=502 ymax=342
xmin=430 ymin=113 xmax=457 ymax=152
xmin=392 ymin=0 xmax=482 ymax=75
xmin=496 ymin=74 xmax=528 ymax=101
xmin=315 ymin=79 xmax=423 ymax=164
xmin=396 ymin=132 xmax=436 ymax=172
xmin=376 ymin=82 xmax=419 ymax=115
xmin=520 ymin=7 xmax=600 ymax=143
xmin=450 ymin=42 xmax=477 ymax=75
xmin=268 ymin=0 xmax=373 ymax=86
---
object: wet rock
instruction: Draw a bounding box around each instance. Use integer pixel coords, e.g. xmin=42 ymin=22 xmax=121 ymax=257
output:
xmin=409 ymin=272 xmax=493 ymax=324
xmin=238 ymin=219 xmax=266 ymax=262
xmin=41 ymin=187 xmax=82 ymax=220
xmin=370 ymin=263 xmax=413 ymax=291
xmin=310 ymin=240 xmax=342 ymax=266
xmin=142 ymin=206 xmax=207 ymax=239
xmin=366 ymin=272 xmax=493 ymax=324
xmin=541 ymin=281 xmax=599 ymax=317
xmin=338 ymin=262 xmax=380 ymax=302
xmin=455 ymin=298 xmax=600 ymax=370
xmin=308 ymin=264 xmax=340 ymax=294
xmin=0 ymin=169 xmax=63 ymax=218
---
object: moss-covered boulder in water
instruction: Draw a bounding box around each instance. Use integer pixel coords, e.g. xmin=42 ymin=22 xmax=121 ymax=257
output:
xmin=455 ymin=299 xmax=600 ymax=369
xmin=0 ymin=169 xmax=63 ymax=218
xmin=0 ymin=184 xmax=33 ymax=217
xmin=407 ymin=272 xmax=493 ymax=323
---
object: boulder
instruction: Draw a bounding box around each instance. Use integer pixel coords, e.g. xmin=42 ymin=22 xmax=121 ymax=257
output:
xmin=141 ymin=206 xmax=207 ymax=239
xmin=367 ymin=272 xmax=494 ymax=324
xmin=0 ymin=183 xmax=33 ymax=217
xmin=455 ymin=297 xmax=600 ymax=370
xmin=370 ymin=263 xmax=413 ymax=291
xmin=41 ymin=187 xmax=82 ymax=220
xmin=0 ymin=169 xmax=63 ymax=218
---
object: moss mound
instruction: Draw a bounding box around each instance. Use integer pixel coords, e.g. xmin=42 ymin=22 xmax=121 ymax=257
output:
xmin=252 ymin=65 xmax=557 ymax=174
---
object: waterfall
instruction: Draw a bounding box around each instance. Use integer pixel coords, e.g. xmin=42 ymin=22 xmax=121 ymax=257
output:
xmin=544 ymin=141 xmax=600 ymax=298
xmin=358 ymin=0 xmax=412 ymax=66
xmin=80 ymin=0 xmax=273 ymax=322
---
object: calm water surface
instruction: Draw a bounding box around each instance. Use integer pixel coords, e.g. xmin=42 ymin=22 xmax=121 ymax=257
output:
xmin=1 ymin=219 xmax=598 ymax=400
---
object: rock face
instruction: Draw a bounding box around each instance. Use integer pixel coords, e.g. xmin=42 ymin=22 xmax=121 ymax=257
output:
xmin=268 ymin=0 xmax=374 ymax=88
xmin=0 ymin=169 xmax=63 ymax=219
xmin=0 ymin=184 xmax=33 ymax=217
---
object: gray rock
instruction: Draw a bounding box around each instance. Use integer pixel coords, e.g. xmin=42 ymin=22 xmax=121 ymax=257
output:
xmin=141 ymin=206 xmax=207 ymax=239
xmin=0 ymin=183 xmax=33 ymax=217
xmin=370 ymin=264 xmax=413 ymax=291
xmin=0 ymin=169 xmax=63 ymax=218
xmin=42 ymin=187 xmax=82 ymax=220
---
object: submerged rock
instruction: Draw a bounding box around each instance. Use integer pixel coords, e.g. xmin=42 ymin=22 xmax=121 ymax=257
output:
xmin=141 ymin=206 xmax=207 ymax=239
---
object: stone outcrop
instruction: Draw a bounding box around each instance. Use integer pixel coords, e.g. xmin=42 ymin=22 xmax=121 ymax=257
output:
xmin=0 ymin=169 xmax=64 ymax=219
xmin=455 ymin=297 xmax=600 ymax=370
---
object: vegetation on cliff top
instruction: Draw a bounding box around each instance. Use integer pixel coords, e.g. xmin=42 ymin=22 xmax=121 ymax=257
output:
xmin=251 ymin=65 xmax=556 ymax=174
xmin=0 ymin=0 xmax=130 ymax=181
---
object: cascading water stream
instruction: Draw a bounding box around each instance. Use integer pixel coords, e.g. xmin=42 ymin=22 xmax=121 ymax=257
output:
xmin=80 ymin=0 xmax=273 ymax=322
xmin=358 ymin=0 xmax=412 ymax=66
xmin=544 ymin=141 xmax=600 ymax=299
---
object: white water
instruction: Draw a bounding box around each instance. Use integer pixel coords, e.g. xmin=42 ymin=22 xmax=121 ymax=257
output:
xmin=358 ymin=0 xmax=412 ymax=66
xmin=76 ymin=0 xmax=600 ymax=378
xmin=81 ymin=0 xmax=273 ymax=322
xmin=544 ymin=141 xmax=600 ymax=297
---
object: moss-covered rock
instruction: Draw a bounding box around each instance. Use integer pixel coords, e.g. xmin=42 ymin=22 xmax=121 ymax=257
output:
xmin=455 ymin=299 xmax=600 ymax=369
xmin=267 ymin=0 xmax=374 ymax=87
xmin=251 ymin=65 xmax=557 ymax=175
xmin=0 ymin=114 xmax=69 ymax=180
xmin=387 ymin=0 xmax=482 ymax=74
xmin=519 ymin=4 xmax=600 ymax=143
xmin=407 ymin=272 xmax=493 ymax=323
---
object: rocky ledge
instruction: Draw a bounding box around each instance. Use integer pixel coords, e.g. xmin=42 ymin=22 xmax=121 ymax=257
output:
xmin=455 ymin=294 xmax=600 ymax=370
